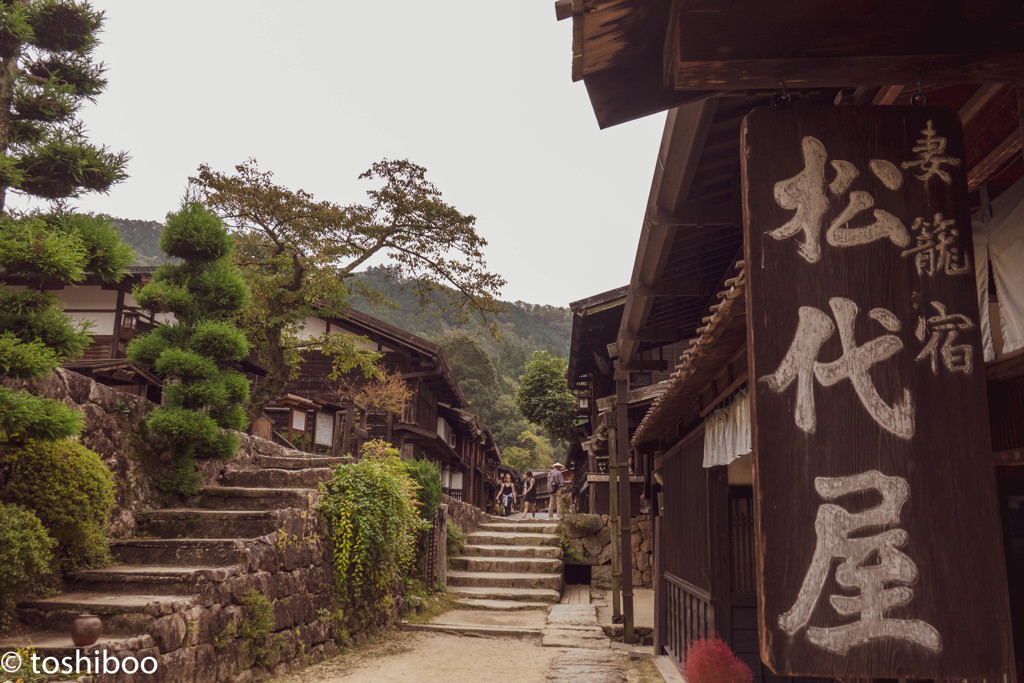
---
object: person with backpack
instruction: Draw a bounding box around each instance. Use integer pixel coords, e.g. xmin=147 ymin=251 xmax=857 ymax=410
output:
xmin=547 ymin=462 xmax=566 ymax=519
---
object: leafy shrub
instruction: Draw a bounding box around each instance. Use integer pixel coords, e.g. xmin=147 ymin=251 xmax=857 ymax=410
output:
xmin=241 ymin=589 xmax=274 ymax=639
xmin=683 ymin=636 xmax=753 ymax=683
xmin=404 ymin=457 xmax=442 ymax=522
xmin=560 ymin=511 xmax=603 ymax=537
xmin=0 ymin=439 xmax=114 ymax=569
xmin=446 ymin=520 xmax=466 ymax=557
xmin=318 ymin=440 xmax=425 ymax=633
xmin=0 ymin=504 xmax=56 ymax=609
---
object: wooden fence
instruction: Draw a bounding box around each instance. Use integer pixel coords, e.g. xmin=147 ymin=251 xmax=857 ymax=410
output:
xmin=663 ymin=572 xmax=714 ymax=666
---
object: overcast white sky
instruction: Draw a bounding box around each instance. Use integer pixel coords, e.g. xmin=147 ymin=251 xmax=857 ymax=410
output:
xmin=49 ymin=1 xmax=665 ymax=307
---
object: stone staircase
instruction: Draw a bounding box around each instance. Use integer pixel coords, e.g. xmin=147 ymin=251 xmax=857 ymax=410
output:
xmin=447 ymin=517 xmax=563 ymax=607
xmin=7 ymin=450 xmax=349 ymax=681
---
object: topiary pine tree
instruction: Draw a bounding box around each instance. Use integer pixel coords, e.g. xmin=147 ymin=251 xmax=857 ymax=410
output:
xmin=0 ymin=0 xmax=127 ymax=210
xmin=127 ymin=201 xmax=251 ymax=494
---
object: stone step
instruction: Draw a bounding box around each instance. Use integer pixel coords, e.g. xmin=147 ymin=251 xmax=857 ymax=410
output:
xmin=219 ymin=468 xmax=334 ymax=489
xmin=137 ymin=508 xmax=281 ymax=539
xmin=478 ymin=522 xmax=559 ymax=534
xmin=460 ymin=544 xmax=562 ymax=559
xmin=66 ymin=565 xmax=241 ymax=596
xmin=449 ymin=556 xmax=563 ymax=574
xmin=447 ymin=570 xmax=562 ymax=591
xmin=452 ymin=598 xmax=553 ymax=610
xmin=112 ymin=538 xmax=250 ymax=567
xmin=466 ymin=531 xmax=560 ymax=547
xmin=17 ymin=593 xmax=193 ymax=642
xmin=195 ymin=486 xmax=316 ymax=511
xmin=256 ymin=454 xmax=351 ymax=470
xmin=447 ymin=585 xmax=561 ymax=604
xmin=0 ymin=632 xmax=157 ymax=660
xmin=399 ymin=622 xmax=542 ymax=639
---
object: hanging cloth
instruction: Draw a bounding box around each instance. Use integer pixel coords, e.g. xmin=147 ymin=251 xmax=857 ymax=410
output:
xmin=702 ymin=389 xmax=751 ymax=468
xmin=973 ymin=176 xmax=1024 ymax=358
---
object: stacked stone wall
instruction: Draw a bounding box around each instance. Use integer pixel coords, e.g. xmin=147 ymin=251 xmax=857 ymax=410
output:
xmin=559 ymin=513 xmax=655 ymax=590
xmin=6 ymin=369 xmax=409 ymax=682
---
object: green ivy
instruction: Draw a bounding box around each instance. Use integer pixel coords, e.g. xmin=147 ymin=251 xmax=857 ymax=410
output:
xmin=317 ymin=440 xmax=426 ymax=632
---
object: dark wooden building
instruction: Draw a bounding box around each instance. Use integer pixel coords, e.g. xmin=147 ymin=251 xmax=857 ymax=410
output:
xmin=260 ymin=309 xmax=502 ymax=511
xmin=557 ymin=1 xmax=1024 ymax=679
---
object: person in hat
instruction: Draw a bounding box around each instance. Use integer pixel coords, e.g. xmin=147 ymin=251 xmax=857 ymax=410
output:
xmin=548 ymin=462 xmax=566 ymax=519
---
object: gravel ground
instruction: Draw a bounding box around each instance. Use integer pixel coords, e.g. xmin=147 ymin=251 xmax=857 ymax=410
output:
xmin=270 ymin=630 xmax=558 ymax=683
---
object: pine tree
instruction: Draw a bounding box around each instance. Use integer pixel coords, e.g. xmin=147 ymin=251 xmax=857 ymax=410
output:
xmin=0 ymin=1 xmax=131 ymax=441
xmin=0 ymin=0 xmax=127 ymax=210
xmin=127 ymin=202 xmax=251 ymax=494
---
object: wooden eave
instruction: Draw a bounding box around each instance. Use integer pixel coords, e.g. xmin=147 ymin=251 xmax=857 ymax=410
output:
xmin=62 ymin=359 xmax=162 ymax=387
xmin=559 ymin=0 xmax=1024 ymax=127
xmin=567 ymin=285 xmax=628 ymax=385
xmin=631 ymin=263 xmax=747 ymax=446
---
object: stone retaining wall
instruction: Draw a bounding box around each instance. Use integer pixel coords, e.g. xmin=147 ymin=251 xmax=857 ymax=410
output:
xmin=6 ymin=369 xmax=408 ymax=682
xmin=559 ymin=513 xmax=654 ymax=589
xmin=442 ymin=494 xmax=490 ymax=534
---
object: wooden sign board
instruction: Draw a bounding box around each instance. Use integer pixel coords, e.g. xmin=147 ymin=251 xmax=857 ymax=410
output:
xmin=740 ymin=106 xmax=1013 ymax=678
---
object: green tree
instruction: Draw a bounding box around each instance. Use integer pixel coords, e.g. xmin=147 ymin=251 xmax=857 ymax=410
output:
xmin=127 ymin=202 xmax=251 ymax=494
xmin=515 ymin=351 xmax=576 ymax=442
xmin=0 ymin=0 xmax=127 ymax=210
xmin=0 ymin=0 xmax=130 ymax=441
xmin=193 ymin=159 xmax=505 ymax=423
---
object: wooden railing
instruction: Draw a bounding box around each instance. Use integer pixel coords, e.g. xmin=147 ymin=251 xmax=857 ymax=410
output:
xmin=442 ymin=487 xmax=463 ymax=501
xmin=663 ymin=572 xmax=714 ymax=667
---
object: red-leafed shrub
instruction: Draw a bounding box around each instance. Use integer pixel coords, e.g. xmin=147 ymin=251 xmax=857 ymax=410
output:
xmin=683 ymin=636 xmax=753 ymax=683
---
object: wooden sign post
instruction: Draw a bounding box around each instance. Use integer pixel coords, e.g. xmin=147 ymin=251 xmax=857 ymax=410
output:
xmin=741 ymin=106 xmax=1013 ymax=678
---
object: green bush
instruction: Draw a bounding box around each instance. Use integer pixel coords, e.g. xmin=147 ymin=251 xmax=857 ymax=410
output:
xmin=446 ymin=520 xmax=466 ymax=557
xmin=404 ymin=457 xmax=442 ymax=522
xmin=0 ymin=504 xmax=56 ymax=609
xmin=161 ymin=203 xmax=233 ymax=261
xmin=241 ymin=589 xmax=274 ymax=639
xmin=318 ymin=441 xmax=425 ymax=633
xmin=0 ymin=439 xmax=114 ymax=569
xmin=560 ymin=511 xmax=604 ymax=537
xmin=0 ymin=385 xmax=83 ymax=442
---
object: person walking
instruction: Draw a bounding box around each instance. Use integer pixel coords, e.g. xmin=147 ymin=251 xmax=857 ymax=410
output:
xmin=496 ymin=473 xmax=517 ymax=517
xmin=522 ymin=472 xmax=537 ymax=518
xmin=547 ymin=462 xmax=565 ymax=519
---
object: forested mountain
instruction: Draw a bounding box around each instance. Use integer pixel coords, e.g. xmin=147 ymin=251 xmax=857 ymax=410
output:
xmin=108 ymin=218 xmax=168 ymax=266
xmin=109 ymin=219 xmax=571 ymax=466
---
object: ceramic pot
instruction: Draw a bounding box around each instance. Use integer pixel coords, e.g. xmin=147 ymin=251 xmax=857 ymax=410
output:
xmin=71 ymin=613 xmax=102 ymax=647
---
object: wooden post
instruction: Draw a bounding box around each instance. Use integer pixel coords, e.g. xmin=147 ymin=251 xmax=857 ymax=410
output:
xmin=331 ymin=410 xmax=344 ymax=458
xmin=616 ymin=367 xmax=635 ymax=644
xmin=653 ymin=509 xmax=664 ymax=655
xmin=607 ymin=410 xmax=622 ymax=623
xmin=110 ymin=288 xmax=125 ymax=359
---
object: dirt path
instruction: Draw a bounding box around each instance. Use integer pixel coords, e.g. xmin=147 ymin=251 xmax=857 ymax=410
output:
xmin=270 ymin=630 xmax=558 ymax=683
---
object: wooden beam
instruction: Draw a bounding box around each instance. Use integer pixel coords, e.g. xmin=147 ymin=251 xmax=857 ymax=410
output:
xmin=958 ymin=83 xmax=1008 ymax=128
xmin=619 ymin=359 xmax=670 ymax=372
xmin=634 ymin=277 xmax=712 ymax=298
xmin=967 ymin=130 xmax=1022 ymax=190
xmin=666 ymin=8 xmax=1024 ymax=91
xmin=402 ymin=369 xmax=441 ymax=379
xmin=618 ymin=98 xmax=718 ymax=365
xmin=621 ymin=326 xmax=683 ymax=343
xmin=872 ymin=85 xmax=903 ymax=105
xmin=646 ymin=202 xmax=739 ymax=228
xmin=554 ymin=0 xmax=573 ymax=20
